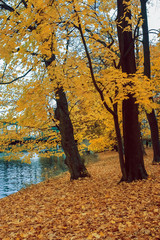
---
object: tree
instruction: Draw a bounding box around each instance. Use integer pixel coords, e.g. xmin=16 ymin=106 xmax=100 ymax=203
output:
xmin=140 ymin=0 xmax=160 ymax=163
xmin=116 ymin=0 xmax=148 ymax=181
xmin=0 ymin=0 xmax=90 ymax=180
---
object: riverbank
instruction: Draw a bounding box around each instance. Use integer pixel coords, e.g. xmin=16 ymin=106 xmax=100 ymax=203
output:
xmin=0 ymin=149 xmax=160 ymax=239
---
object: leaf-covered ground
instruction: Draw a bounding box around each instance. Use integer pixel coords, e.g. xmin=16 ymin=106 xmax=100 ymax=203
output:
xmin=0 ymin=149 xmax=160 ymax=240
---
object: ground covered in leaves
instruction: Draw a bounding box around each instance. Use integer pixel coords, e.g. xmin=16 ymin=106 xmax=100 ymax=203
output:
xmin=0 ymin=149 xmax=160 ymax=240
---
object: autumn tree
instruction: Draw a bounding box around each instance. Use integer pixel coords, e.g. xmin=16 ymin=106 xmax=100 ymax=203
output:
xmin=116 ymin=0 xmax=148 ymax=181
xmin=0 ymin=0 xmax=90 ymax=180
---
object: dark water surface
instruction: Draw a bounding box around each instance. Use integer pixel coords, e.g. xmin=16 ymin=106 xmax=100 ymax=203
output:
xmin=0 ymin=153 xmax=67 ymax=199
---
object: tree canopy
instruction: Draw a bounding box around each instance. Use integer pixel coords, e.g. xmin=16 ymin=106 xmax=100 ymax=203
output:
xmin=0 ymin=0 xmax=160 ymax=180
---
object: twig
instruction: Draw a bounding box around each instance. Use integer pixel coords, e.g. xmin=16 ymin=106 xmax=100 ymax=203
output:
xmin=0 ymin=68 xmax=33 ymax=85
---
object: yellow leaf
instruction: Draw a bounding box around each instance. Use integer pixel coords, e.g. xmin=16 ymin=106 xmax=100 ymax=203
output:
xmin=38 ymin=234 xmax=43 ymax=239
xmin=92 ymin=233 xmax=101 ymax=239
xmin=110 ymin=220 xmax=115 ymax=224
xmin=111 ymin=205 xmax=116 ymax=209
xmin=154 ymin=208 xmax=159 ymax=213
xmin=87 ymin=234 xmax=93 ymax=240
xmin=99 ymin=231 xmax=105 ymax=237
xmin=126 ymin=221 xmax=132 ymax=227
xmin=105 ymin=194 xmax=110 ymax=198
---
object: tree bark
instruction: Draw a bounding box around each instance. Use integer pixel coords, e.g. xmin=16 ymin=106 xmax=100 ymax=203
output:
xmin=140 ymin=0 xmax=160 ymax=163
xmin=117 ymin=0 xmax=148 ymax=181
xmin=123 ymin=95 xmax=148 ymax=181
xmin=113 ymin=104 xmax=127 ymax=181
xmin=55 ymin=87 xmax=90 ymax=180
xmin=147 ymin=111 xmax=160 ymax=163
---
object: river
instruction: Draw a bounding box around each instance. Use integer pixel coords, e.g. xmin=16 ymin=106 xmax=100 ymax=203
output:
xmin=0 ymin=152 xmax=67 ymax=199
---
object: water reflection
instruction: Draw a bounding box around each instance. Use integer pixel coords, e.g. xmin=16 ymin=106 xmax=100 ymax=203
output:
xmin=0 ymin=153 xmax=67 ymax=199
xmin=39 ymin=155 xmax=67 ymax=179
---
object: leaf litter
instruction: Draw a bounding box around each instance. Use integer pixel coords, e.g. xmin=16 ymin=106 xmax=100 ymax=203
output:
xmin=0 ymin=149 xmax=160 ymax=240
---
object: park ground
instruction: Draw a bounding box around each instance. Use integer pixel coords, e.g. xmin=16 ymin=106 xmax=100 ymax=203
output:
xmin=0 ymin=149 xmax=160 ymax=240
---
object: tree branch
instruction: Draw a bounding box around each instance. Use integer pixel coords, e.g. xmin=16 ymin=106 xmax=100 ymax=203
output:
xmin=0 ymin=68 xmax=33 ymax=85
xmin=0 ymin=0 xmax=14 ymax=12
xmin=21 ymin=0 xmax=28 ymax=8
xmin=72 ymin=1 xmax=115 ymax=117
xmin=44 ymin=54 xmax=56 ymax=67
xmin=85 ymin=27 xmax=114 ymax=49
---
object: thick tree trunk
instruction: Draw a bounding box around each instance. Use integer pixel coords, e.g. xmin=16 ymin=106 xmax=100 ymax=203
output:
xmin=117 ymin=0 xmax=148 ymax=181
xmin=123 ymin=95 xmax=148 ymax=181
xmin=140 ymin=0 xmax=160 ymax=163
xmin=55 ymin=87 xmax=90 ymax=180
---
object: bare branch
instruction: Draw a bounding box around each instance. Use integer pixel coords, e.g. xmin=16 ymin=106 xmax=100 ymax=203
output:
xmin=0 ymin=68 xmax=33 ymax=85
xmin=0 ymin=0 xmax=14 ymax=12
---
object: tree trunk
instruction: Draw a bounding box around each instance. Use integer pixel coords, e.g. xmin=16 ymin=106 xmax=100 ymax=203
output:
xmin=140 ymin=0 xmax=160 ymax=163
xmin=55 ymin=87 xmax=90 ymax=180
xmin=113 ymin=103 xmax=127 ymax=181
xmin=147 ymin=110 xmax=160 ymax=163
xmin=123 ymin=95 xmax=148 ymax=181
xmin=117 ymin=0 xmax=148 ymax=181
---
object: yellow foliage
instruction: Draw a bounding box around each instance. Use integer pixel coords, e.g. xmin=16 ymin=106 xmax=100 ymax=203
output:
xmin=88 ymin=137 xmax=116 ymax=152
xmin=0 ymin=0 xmax=159 ymax=159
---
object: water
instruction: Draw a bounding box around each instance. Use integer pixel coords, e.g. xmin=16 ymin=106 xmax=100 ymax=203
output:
xmin=0 ymin=152 xmax=67 ymax=199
